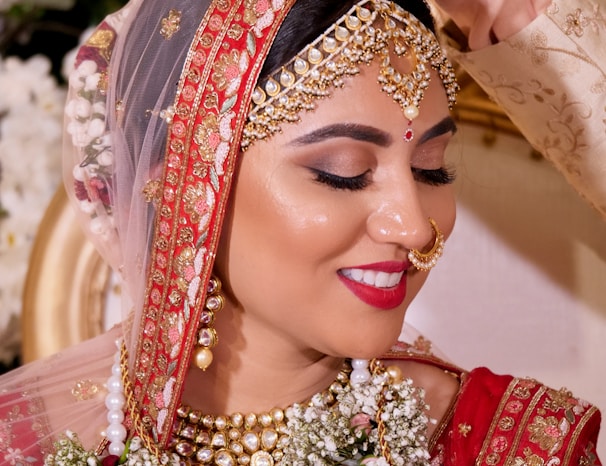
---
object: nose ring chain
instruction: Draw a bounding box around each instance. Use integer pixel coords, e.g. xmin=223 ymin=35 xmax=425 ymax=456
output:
xmin=408 ymin=218 xmax=444 ymax=271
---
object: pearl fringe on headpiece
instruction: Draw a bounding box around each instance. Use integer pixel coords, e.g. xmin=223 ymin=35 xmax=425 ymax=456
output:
xmin=241 ymin=0 xmax=458 ymax=150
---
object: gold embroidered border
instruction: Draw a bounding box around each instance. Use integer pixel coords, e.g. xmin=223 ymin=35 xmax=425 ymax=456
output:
xmin=563 ymin=405 xmax=599 ymax=465
xmin=502 ymin=383 xmax=547 ymax=465
xmin=475 ymin=378 xmax=518 ymax=465
xmin=132 ymin=0 xmax=298 ymax=445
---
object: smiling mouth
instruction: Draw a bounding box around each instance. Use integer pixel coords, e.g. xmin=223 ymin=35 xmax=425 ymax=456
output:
xmin=340 ymin=268 xmax=405 ymax=289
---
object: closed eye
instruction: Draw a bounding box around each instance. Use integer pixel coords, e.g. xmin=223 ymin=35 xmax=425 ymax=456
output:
xmin=412 ymin=166 xmax=456 ymax=186
xmin=311 ymin=168 xmax=372 ymax=191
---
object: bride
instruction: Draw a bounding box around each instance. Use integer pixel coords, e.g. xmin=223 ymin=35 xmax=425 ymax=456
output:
xmin=1 ymin=0 xmax=602 ymax=464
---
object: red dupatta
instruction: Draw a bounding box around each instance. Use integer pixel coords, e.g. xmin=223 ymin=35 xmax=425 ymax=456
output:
xmin=130 ymin=0 xmax=297 ymax=446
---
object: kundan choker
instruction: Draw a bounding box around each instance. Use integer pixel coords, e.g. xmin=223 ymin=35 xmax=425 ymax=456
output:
xmin=169 ymin=363 xmax=354 ymax=464
xmin=155 ymin=357 xmax=431 ymax=465
xmin=167 ymin=358 xmax=432 ymax=465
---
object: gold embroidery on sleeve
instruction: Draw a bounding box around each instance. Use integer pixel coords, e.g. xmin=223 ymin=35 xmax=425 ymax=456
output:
xmin=565 ymin=8 xmax=590 ymax=36
xmin=527 ymin=415 xmax=569 ymax=455
xmin=561 ymin=4 xmax=606 ymax=36
xmin=458 ymin=423 xmax=472 ymax=437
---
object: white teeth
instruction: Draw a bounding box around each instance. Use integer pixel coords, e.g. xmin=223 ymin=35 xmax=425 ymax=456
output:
xmin=342 ymin=268 xmax=404 ymax=288
xmin=375 ymin=272 xmax=389 ymax=287
xmin=363 ymin=270 xmax=375 ymax=285
xmin=387 ymin=273 xmax=400 ymax=287
xmin=351 ymin=268 xmax=364 ymax=282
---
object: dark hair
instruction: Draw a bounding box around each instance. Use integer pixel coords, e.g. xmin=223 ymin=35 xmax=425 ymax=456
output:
xmin=260 ymin=0 xmax=436 ymax=79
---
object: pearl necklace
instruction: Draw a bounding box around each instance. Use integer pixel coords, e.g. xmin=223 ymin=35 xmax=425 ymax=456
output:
xmin=104 ymin=341 xmax=128 ymax=456
xmin=169 ymin=359 xmax=374 ymax=465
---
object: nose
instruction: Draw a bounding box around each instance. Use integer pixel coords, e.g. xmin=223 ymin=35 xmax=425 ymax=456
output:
xmin=366 ymin=182 xmax=434 ymax=252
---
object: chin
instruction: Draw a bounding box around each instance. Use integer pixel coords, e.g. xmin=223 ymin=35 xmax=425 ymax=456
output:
xmin=344 ymin=328 xmax=403 ymax=360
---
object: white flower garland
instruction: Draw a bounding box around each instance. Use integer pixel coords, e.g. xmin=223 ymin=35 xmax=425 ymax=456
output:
xmin=64 ymin=57 xmax=115 ymax=239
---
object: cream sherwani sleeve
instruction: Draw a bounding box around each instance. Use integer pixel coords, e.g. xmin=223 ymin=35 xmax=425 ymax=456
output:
xmin=449 ymin=0 xmax=606 ymax=218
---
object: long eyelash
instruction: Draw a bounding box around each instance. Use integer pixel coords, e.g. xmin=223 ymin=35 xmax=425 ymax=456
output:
xmin=312 ymin=169 xmax=371 ymax=191
xmin=412 ymin=166 xmax=456 ymax=186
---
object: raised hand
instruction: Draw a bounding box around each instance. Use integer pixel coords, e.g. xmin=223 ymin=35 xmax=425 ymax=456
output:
xmin=430 ymin=0 xmax=552 ymax=49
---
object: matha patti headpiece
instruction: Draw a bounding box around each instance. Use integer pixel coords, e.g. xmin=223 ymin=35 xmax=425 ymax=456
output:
xmin=241 ymin=0 xmax=459 ymax=150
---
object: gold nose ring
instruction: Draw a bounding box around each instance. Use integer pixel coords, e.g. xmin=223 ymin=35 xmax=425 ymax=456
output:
xmin=408 ymin=218 xmax=445 ymax=271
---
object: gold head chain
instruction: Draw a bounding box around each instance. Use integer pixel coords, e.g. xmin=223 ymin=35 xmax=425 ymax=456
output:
xmin=241 ymin=0 xmax=458 ymax=150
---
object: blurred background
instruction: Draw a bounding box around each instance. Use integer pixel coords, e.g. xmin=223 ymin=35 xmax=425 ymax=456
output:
xmin=0 ymin=0 xmax=126 ymax=372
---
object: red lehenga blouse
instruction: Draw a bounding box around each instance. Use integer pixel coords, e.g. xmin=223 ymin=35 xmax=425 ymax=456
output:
xmin=383 ymin=341 xmax=602 ymax=466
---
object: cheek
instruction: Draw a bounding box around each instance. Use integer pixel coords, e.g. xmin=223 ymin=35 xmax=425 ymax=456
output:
xmin=421 ymin=184 xmax=456 ymax=239
xmin=218 ymin=161 xmax=358 ymax=301
xmin=404 ymin=185 xmax=456 ymax=300
xmin=442 ymin=187 xmax=457 ymax=239
xmin=256 ymin=155 xmax=366 ymax=244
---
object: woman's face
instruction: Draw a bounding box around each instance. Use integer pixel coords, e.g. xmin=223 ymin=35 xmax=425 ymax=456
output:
xmin=215 ymin=60 xmax=457 ymax=360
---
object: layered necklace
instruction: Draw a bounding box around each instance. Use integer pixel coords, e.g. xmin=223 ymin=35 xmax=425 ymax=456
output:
xmin=169 ymin=359 xmax=431 ymax=466
xmin=170 ymin=364 xmax=353 ymax=465
xmin=46 ymin=352 xmax=431 ymax=466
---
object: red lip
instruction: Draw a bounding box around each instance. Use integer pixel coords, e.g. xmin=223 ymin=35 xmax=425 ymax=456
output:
xmin=338 ymin=261 xmax=409 ymax=310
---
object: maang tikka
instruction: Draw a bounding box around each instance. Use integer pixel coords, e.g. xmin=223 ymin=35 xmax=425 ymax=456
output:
xmin=241 ymin=0 xmax=458 ymax=151
xmin=192 ymin=275 xmax=225 ymax=370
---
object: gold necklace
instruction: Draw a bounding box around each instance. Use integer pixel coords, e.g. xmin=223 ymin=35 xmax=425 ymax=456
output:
xmin=115 ymin=348 xmax=413 ymax=464
xmin=170 ymin=362 xmax=355 ymax=466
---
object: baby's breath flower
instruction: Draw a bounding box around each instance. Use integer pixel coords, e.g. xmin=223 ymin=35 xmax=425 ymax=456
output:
xmin=45 ymin=435 xmax=180 ymax=466
xmin=281 ymin=363 xmax=431 ymax=465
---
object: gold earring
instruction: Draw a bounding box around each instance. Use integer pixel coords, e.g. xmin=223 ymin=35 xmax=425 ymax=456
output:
xmin=408 ymin=218 xmax=444 ymax=271
xmin=192 ymin=275 xmax=224 ymax=371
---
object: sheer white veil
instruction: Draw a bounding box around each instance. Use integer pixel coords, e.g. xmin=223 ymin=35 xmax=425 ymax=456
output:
xmin=64 ymin=0 xmax=215 ymax=370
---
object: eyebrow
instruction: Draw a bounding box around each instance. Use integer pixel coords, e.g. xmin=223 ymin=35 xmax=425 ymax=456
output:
xmin=287 ymin=116 xmax=457 ymax=147
xmin=417 ymin=116 xmax=458 ymax=144
xmin=288 ymin=123 xmax=393 ymax=147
